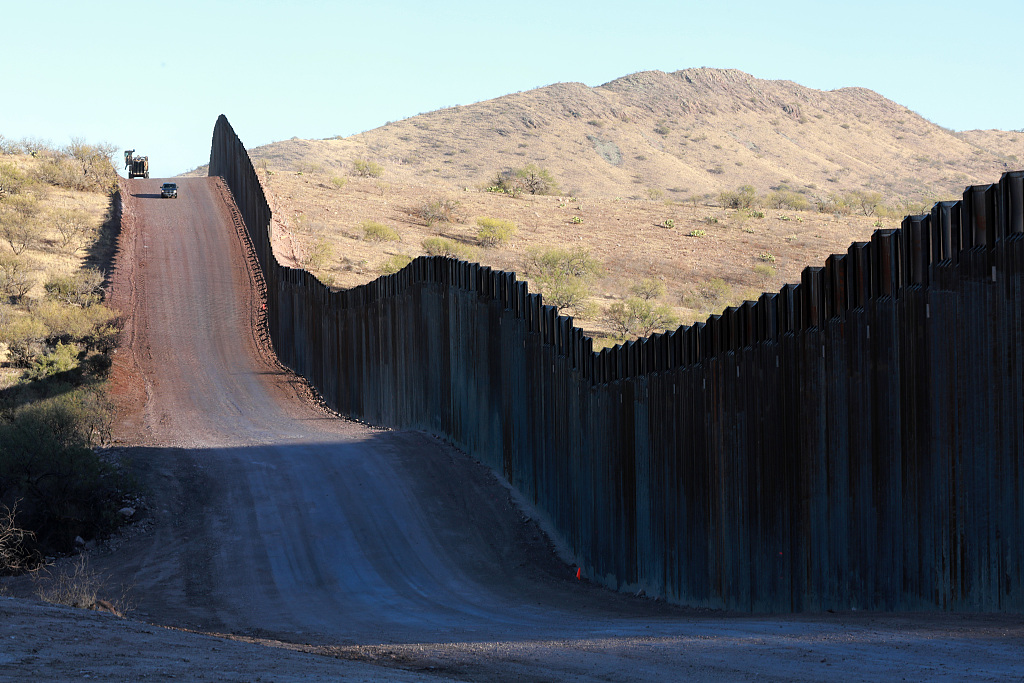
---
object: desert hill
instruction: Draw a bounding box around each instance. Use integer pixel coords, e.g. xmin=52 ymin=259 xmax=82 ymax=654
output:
xmin=186 ymin=68 xmax=1023 ymax=344
xmin=238 ymin=67 xmax=1020 ymax=204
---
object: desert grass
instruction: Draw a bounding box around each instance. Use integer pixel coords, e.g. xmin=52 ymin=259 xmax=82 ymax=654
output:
xmin=259 ymin=166 xmax=890 ymax=343
xmin=1 ymin=154 xmax=109 ymax=300
xmin=33 ymin=555 xmax=131 ymax=617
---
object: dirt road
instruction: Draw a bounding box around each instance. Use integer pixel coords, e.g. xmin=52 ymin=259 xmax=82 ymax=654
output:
xmin=4 ymin=177 xmax=1024 ymax=682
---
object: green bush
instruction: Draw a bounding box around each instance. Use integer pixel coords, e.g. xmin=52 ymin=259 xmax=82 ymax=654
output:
xmin=361 ymin=221 xmax=400 ymax=242
xmin=701 ymin=278 xmax=731 ymax=301
xmin=0 ymin=387 xmax=122 ymax=555
xmin=630 ymin=278 xmax=665 ymax=301
xmin=302 ymin=237 xmax=334 ymax=271
xmin=422 ymin=237 xmax=474 ymax=260
xmin=685 ymin=277 xmax=732 ymax=312
xmin=422 ymin=237 xmax=454 ymax=256
xmin=352 ymin=159 xmax=383 ymax=178
xmin=23 ymin=341 xmax=79 ymax=382
xmin=329 ymin=176 xmax=348 ymax=190
xmin=849 ymin=190 xmax=884 ymax=216
xmin=606 ymin=297 xmax=678 ymax=339
xmin=44 ymin=269 xmax=104 ymax=307
xmin=476 ymin=217 xmax=517 ymax=247
xmin=0 ymin=313 xmax=48 ymax=366
xmin=32 ymin=300 xmax=116 ymax=343
xmin=818 ymin=192 xmax=853 ymax=215
xmin=380 ymin=254 xmax=413 ymax=275
xmin=719 ymin=185 xmax=758 ymax=210
xmin=766 ymin=190 xmax=811 ymax=211
xmin=758 ymin=252 xmax=776 ymax=263
xmin=753 ymin=264 xmax=776 ymax=281
xmin=490 ymin=164 xmax=560 ymax=196
xmin=523 ymin=246 xmax=601 ymax=315
xmin=689 ymin=229 xmax=707 ymax=237
xmin=663 ymin=218 xmax=675 ymax=229
xmin=61 ymin=139 xmax=119 ymax=193
xmin=544 ymin=278 xmax=592 ymax=315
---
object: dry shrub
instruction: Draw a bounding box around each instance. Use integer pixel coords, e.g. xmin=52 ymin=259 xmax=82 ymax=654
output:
xmin=31 ymin=143 xmax=118 ymax=194
xmin=0 ymin=503 xmax=34 ymax=573
xmin=52 ymin=208 xmax=96 ymax=253
xmin=418 ymin=198 xmax=462 ymax=227
xmin=0 ymin=162 xmax=33 ymax=198
xmin=0 ymin=194 xmax=41 ymax=254
xmin=0 ymin=254 xmax=35 ymax=300
xmin=302 ymin=237 xmax=334 ymax=271
xmin=44 ymin=268 xmax=104 ymax=307
xmin=34 ymin=556 xmax=130 ymax=617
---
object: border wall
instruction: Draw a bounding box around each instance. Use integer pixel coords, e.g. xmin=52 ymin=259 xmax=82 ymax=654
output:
xmin=210 ymin=114 xmax=1024 ymax=612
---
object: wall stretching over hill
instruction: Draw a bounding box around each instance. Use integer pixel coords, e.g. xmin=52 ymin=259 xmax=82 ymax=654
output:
xmin=210 ymin=114 xmax=1024 ymax=612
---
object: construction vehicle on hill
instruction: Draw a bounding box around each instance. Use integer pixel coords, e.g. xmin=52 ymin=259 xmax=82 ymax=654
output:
xmin=124 ymin=149 xmax=149 ymax=179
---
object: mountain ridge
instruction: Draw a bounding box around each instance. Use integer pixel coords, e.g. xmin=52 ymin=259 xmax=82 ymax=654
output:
xmin=235 ymin=67 xmax=1020 ymax=205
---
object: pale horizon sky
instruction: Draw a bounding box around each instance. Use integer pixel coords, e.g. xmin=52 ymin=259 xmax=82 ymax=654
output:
xmin=3 ymin=0 xmax=1022 ymax=177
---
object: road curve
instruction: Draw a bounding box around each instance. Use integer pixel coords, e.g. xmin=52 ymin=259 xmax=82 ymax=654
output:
xmin=83 ymin=176 xmax=1024 ymax=681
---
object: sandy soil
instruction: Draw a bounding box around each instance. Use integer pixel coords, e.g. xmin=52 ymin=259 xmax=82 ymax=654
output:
xmin=4 ymin=176 xmax=1024 ymax=682
xmin=0 ymin=595 xmax=442 ymax=682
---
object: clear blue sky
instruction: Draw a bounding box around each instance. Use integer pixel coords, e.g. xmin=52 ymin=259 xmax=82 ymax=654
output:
xmin=4 ymin=0 xmax=1022 ymax=177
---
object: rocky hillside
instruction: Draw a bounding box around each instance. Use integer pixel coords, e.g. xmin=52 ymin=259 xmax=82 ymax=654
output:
xmin=238 ymin=68 xmax=1021 ymax=204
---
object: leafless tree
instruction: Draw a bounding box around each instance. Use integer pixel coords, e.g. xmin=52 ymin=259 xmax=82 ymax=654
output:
xmin=0 ymin=194 xmax=40 ymax=254
xmin=52 ymin=207 xmax=93 ymax=253
xmin=0 ymin=254 xmax=34 ymax=300
xmin=0 ymin=503 xmax=33 ymax=572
